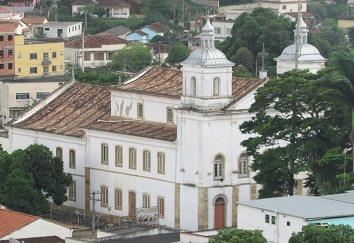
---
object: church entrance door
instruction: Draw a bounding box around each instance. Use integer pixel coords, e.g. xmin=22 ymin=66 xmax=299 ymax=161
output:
xmin=214 ymin=197 xmax=225 ymax=229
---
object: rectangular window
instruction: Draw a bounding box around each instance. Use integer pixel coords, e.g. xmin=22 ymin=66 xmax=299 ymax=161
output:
xmin=30 ymin=53 xmax=37 ymax=59
xmin=142 ymin=194 xmax=150 ymax=208
xmin=44 ymin=27 xmax=49 ymax=31
xmin=52 ymin=52 xmax=57 ymax=58
xmin=0 ymin=64 xmax=3 ymax=69
xmin=214 ymin=155 xmax=224 ymax=180
xmin=129 ymin=148 xmax=136 ymax=169
xmin=16 ymin=93 xmax=30 ymax=100
xmin=8 ymin=35 xmax=13 ymax=40
xmin=56 ymin=147 xmax=63 ymax=160
xmin=0 ymin=50 xmax=4 ymax=58
xmin=137 ymin=103 xmax=143 ymax=119
xmin=18 ymin=68 xmax=21 ymax=72
xmin=94 ymin=52 xmax=104 ymax=60
xmin=107 ymin=53 xmax=113 ymax=60
xmin=43 ymin=66 xmax=49 ymax=74
xmin=143 ymin=150 xmax=151 ymax=171
xmin=8 ymin=49 xmax=13 ymax=56
xmin=8 ymin=63 xmax=12 ymax=70
xmin=69 ymin=149 xmax=76 ymax=168
xmin=166 ymin=107 xmax=173 ymax=123
xmin=157 ymin=152 xmax=165 ymax=174
xmin=36 ymin=92 xmax=49 ymax=100
xmin=84 ymin=53 xmax=91 ymax=61
xmin=0 ymin=36 xmax=4 ymax=41
xmin=43 ymin=52 xmax=49 ymax=59
xmin=272 ymin=216 xmax=276 ymax=225
xmin=69 ymin=180 xmax=76 ymax=201
xmin=239 ymin=154 xmax=249 ymax=177
xmin=115 ymin=189 xmax=122 ymax=210
xmin=101 ymin=143 xmax=109 ymax=164
xmin=52 ymin=66 xmax=57 ymax=72
xmin=101 ymin=186 xmax=108 ymax=207
xmin=265 ymin=214 xmax=270 ymax=223
xmin=157 ymin=196 xmax=165 ymax=217
xmin=214 ymin=27 xmax=221 ymax=34
xmin=30 ymin=67 xmax=37 ymax=74
xmin=282 ymin=5 xmax=287 ymax=9
xmin=115 ymin=146 xmax=123 ymax=167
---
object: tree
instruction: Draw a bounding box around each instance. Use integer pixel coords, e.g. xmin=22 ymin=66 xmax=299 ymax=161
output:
xmin=240 ymin=69 xmax=351 ymax=197
xmin=289 ymin=224 xmax=354 ymax=243
xmin=74 ymin=70 xmax=129 ymax=86
xmin=165 ymin=44 xmax=191 ymax=68
xmin=109 ymin=44 xmax=152 ymax=72
xmin=209 ymin=228 xmax=267 ymax=243
xmin=348 ymin=27 xmax=354 ymax=47
xmin=0 ymin=144 xmax=72 ymax=214
xmin=230 ymin=47 xmax=254 ymax=73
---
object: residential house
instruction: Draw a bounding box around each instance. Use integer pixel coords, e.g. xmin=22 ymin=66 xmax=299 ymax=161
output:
xmin=72 ymin=0 xmax=130 ymax=19
xmin=98 ymin=25 xmax=131 ymax=39
xmin=3 ymin=0 xmax=38 ymax=13
xmin=238 ymin=191 xmax=354 ymax=243
xmin=5 ymin=19 xmax=312 ymax=232
xmin=0 ymin=8 xmax=13 ymax=19
xmin=0 ymin=22 xmax=17 ymax=78
xmin=36 ymin=22 xmax=82 ymax=39
xmin=127 ymin=22 xmax=172 ymax=43
xmin=211 ymin=20 xmax=234 ymax=43
xmin=64 ymin=34 xmax=130 ymax=69
xmin=0 ymin=209 xmax=74 ymax=240
xmin=145 ymin=42 xmax=171 ymax=63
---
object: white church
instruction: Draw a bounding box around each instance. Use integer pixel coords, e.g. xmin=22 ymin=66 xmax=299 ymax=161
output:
xmin=4 ymin=15 xmax=325 ymax=231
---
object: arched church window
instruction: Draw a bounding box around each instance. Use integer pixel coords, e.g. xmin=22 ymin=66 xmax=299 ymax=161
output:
xmin=191 ymin=77 xmax=196 ymax=97
xmin=213 ymin=77 xmax=220 ymax=96
xmin=238 ymin=153 xmax=249 ymax=177
xmin=214 ymin=154 xmax=224 ymax=180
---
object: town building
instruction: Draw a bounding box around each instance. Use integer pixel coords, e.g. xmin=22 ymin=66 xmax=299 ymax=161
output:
xmin=72 ymin=0 xmax=130 ymax=19
xmin=36 ymin=22 xmax=82 ymax=39
xmin=98 ymin=25 xmax=131 ymax=39
xmin=0 ymin=22 xmax=17 ymax=78
xmin=64 ymin=34 xmax=130 ymax=69
xmin=127 ymin=22 xmax=172 ymax=43
xmin=238 ymin=191 xmax=354 ymax=243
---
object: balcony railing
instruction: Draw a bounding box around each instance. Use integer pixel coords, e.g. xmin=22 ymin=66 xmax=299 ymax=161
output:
xmin=42 ymin=58 xmax=51 ymax=65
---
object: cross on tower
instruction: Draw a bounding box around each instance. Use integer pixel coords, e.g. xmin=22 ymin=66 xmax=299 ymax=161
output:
xmin=257 ymin=43 xmax=269 ymax=71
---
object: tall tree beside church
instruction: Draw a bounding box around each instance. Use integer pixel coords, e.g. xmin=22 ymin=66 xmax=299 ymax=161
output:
xmin=217 ymin=8 xmax=293 ymax=76
xmin=0 ymin=144 xmax=72 ymax=214
xmin=240 ymin=69 xmax=351 ymax=197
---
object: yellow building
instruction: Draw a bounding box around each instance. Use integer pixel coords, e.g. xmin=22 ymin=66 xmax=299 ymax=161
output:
xmin=14 ymin=35 xmax=65 ymax=78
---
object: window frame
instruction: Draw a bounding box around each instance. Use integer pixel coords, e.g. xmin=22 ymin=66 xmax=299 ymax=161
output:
xmin=191 ymin=77 xmax=196 ymax=97
xmin=157 ymin=152 xmax=165 ymax=174
xmin=69 ymin=149 xmax=76 ymax=168
xmin=238 ymin=153 xmax=249 ymax=177
xmin=213 ymin=77 xmax=220 ymax=97
xmin=129 ymin=147 xmax=137 ymax=169
xmin=214 ymin=154 xmax=224 ymax=180
xmin=166 ymin=107 xmax=173 ymax=123
xmin=157 ymin=196 xmax=165 ymax=218
xmin=69 ymin=180 xmax=76 ymax=201
xmin=142 ymin=193 xmax=150 ymax=208
xmin=101 ymin=143 xmax=109 ymax=165
xmin=30 ymin=53 xmax=37 ymax=60
xmin=143 ymin=150 xmax=151 ymax=171
xmin=52 ymin=65 xmax=57 ymax=72
xmin=101 ymin=186 xmax=108 ymax=207
xmin=56 ymin=147 xmax=63 ymax=160
xmin=30 ymin=67 xmax=37 ymax=74
xmin=115 ymin=145 xmax=123 ymax=167
xmin=52 ymin=52 xmax=57 ymax=58
xmin=36 ymin=92 xmax=49 ymax=100
xmin=16 ymin=93 xmax=30 ymax=101
xmin=115 ymin=188 xmax=122 ymax=210
xmin=137 ymin=103 xmax=144 ymax=119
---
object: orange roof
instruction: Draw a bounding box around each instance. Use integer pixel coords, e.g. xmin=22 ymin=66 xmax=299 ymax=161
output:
xmin=65 ymin=34 xmax=130 ymax=48
xmin=21 ymin=17 xmax=47 ymax=26
xmin=0 ymin=22 xmax=19 ymax=33
xmin=0 ymin=8 xmax=12 ymax=13
xmin=0 ymin=209 xmax=38 ymax=238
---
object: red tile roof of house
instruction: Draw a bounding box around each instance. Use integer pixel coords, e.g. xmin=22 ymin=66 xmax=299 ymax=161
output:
xmin=21 ymin=17 xmax=47 ymax=26
xmin=0 ymin=209 xmax=38 ymax=238
xmin=145 ymin=22 xmax=172 ymax=33
xmin=0 ymin=21 xmax=19 ymax=33
xmin=65 ymin=34 xmax=130 ymax=48
xmin=0 ymin=8 xmax=12 ymax=13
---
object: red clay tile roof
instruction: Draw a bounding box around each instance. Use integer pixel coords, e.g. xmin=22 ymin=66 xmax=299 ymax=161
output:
xmin=0 ymin=22 xmax=19 ymax=33
xmin=10 ymin=82 xmax=111 ymax=138
xmin=145 ymin=22 xmax=172 ymax=33
xmin=65 ymin=34 xmax=130 ymax=48
xmin=113 ymin=67 xmax=182 ymax=99
xmin=0 ymin=8 xmax=12 ymax=13
xmin=135 ymin=30 xmax=148 ymax=36
xmin=0 ymin=209 xmax=38 ymax=238
xmin=0 ymin=236 xmax=65 ymax=243
xmin=21 ymin=17 xmax=47 ymax=26
xmin=84 ymin=116 xmax=177 ymax=142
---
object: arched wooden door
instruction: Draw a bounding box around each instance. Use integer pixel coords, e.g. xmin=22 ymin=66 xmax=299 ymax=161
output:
xmin=214 ymin=197 xmax=225 ymax=229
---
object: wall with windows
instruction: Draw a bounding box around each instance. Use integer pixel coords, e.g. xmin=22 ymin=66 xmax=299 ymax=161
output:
xmin=14 ymin=35 xmax=65 ymax=78
xmin=261 ymin=0 xmax=307 ymax=13
xmin=38 ymin=22 xmax=82 ymax=38
xmin=212 ymin=21 xmax=234 ymax=42
xmin=0 ymin=31 xmax=15 ymax=77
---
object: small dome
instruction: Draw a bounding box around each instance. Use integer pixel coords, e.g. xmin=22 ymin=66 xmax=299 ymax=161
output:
xmin=202 ymin=18 xmax=214 ymax=33
xmin=275 ymin=44 xmax=326 ymax=62
xmin=181 ymin=48 xmax=234 ymax=67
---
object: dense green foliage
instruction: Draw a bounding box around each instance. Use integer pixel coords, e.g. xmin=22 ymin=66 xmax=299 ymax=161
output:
xmin=220 ymin=0 xmax=257 ymax=6
xmin=289 ymin=224 xmax=354 ymax=243
xmin=217 ymin=8 xmax=293 ymax=77
xmin=209 ymin=228 xmax=267 ymax=243
xmin=75 ymin=70 xmax=129 ymax=86
xmin=109 ymin=44 xmax=152 ymax=72
xmin=240 ymin=69 xmax=352 ymax=197
xmin=0 ymin=144 xmax=72 ymax=215
xmin=308 ymin=0 xmax=351 ymax=21
xmin=165 ymin=44 xmax=191 ymax=68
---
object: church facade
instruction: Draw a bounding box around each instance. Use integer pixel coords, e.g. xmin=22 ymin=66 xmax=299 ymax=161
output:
xmin=6 ymin=19 xmax=309 ymax=231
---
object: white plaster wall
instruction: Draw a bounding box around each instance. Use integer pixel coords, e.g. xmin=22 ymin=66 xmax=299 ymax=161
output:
xmin=43 ymin=23 xmax=82 ymax=38
xmin=111 ymin=92 xmax=180 ymax=124
xmin=277 ymin=61 xmax=325 ymax=74
xmin=212 ymin=21 xmax=233 ymax=40
xmin=0 ymin=136 xmax=9 ymax=152
xmin=1 ymin=219 xmax=73 ymax=240
xmin=180 ymin=185 xmax=199 ymax=231
xmin=238 ymin=205 xmax=305 ymax=243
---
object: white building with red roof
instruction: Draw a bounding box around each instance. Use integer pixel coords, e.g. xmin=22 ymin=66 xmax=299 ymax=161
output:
xmin=3 ymin=19 xmax=308 ymax=231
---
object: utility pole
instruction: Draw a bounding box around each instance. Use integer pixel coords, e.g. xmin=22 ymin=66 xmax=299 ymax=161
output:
xmin=294 ymin=0 xmax=301 ymax=70
xmin=90 ymin=191 xmax=101 ymax=238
